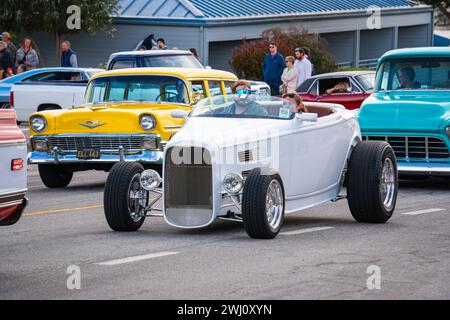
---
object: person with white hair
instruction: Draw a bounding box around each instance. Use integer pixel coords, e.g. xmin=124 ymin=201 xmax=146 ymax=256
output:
xmin=60 ymin=40 xmax=78 ymax=68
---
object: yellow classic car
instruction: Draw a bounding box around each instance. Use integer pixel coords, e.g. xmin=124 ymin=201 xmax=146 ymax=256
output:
xmin=28 ymin=67 xmax=237 ymax=188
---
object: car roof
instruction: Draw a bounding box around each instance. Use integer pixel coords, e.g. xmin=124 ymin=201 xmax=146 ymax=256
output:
xmin=310 ymin=70 xmax=376 ymax=79
xmin=90 ymin=67 xmax=237 ymax=81
xmin=0 ymin=67 xmax=103 ymax=84
xmin=380 ymin=47 xmax=450 ymax=61
xmin=109 ymin=50 xmax=193 ymax=58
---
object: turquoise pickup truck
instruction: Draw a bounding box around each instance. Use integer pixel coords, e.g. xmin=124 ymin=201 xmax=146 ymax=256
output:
xmin=358 ymin=47 xmax=450 ymax=177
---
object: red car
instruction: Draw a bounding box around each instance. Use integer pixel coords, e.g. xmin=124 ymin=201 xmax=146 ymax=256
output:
xmin=297 ymin=71 xmax=375 ymax=110
xmin=0 ymin=109 xmax=27 ymax=226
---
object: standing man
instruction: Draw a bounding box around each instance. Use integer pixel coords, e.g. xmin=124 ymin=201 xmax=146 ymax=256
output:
xmin=294 ymin=47 xmax=312 ymax=89
xmin=153 ymin=38 xmax=168 ymax=50
xmin=1 ymin=32 xmax=17 ymax=63
xmin=60 ymin=41 xmax=78 ymax=68
xmin=262 ymin=42 xmax=285 ymax=96
xmin=0 ymin=41 xmax=15 ymax=78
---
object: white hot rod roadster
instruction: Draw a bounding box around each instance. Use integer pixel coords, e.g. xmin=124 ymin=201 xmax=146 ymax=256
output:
xmin=103 ymin=95 xmax=398 ymax=239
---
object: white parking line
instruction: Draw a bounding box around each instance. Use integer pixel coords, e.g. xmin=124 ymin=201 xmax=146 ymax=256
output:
xmin=95 ymin=251 xmax=179 ymax=266
xmin=280 ymin=226 xmax=335 ymax=236
xmin=400 ymin=208 xmax=446 ymax=216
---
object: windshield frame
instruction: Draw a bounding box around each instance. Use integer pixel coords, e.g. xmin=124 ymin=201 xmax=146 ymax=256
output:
xmin=190 ymin=95 xmax=298 ymax=121
xmin=375 ymin=57 xmax=450 ymax=92
xmin=84 ymin=74 xmax=190 ymax=106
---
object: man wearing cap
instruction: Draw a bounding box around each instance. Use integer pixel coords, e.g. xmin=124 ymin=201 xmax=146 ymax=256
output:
xmin=294 ymin=47 xmax=312 ymax=89
xmin=0 ymin=41 xmax=15 ymax=78
xmin=1 ymin=32 xmax=17 ymax=63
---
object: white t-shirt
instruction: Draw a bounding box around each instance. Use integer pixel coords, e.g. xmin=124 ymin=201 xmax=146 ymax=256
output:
xmin=294 ymin=58 xmax=312 ymax=88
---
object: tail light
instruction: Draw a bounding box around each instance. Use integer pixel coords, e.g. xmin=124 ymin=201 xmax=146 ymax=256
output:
xmin=11 ymin=159 xmax=24 ymax=171
xmin=10 ymin=91 xmax=14 ymax=108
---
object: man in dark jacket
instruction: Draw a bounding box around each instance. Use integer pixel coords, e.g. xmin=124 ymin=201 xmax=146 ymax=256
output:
xmin=60 ymin=41 xmax=78 ymax=68
xmin=0 ymin=41 xmax=14 ymax=78
xmin=262 ymin=42 xmax=285 ymax=96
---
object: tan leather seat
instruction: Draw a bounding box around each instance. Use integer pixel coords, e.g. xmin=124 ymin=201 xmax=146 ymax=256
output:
xmin=304 ymin=106 xmax=334 ymax=118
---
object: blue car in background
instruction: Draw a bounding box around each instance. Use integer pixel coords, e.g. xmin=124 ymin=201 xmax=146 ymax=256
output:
xmin=358 ymin=47 xmax=450 ymax=178
xmin=0 ymin=68 xmax=98 ymax=109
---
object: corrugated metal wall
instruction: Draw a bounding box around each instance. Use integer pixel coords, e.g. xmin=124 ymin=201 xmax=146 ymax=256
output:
xmin=398 ymin=24 xmax=430 ymax=48
xmin=208 ymin=40 xmax=246 ymax=72
xmin=320 ymin=32 xmax=355 ymax=66
xmin=30 ymin=24 xmax=202 ymax=68
xmin=360 ymin=28 xmax=394 ymax=61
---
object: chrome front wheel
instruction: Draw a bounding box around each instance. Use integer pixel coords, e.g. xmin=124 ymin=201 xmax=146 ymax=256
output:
xmin=266 ymin=179 xmax=284 ymax=232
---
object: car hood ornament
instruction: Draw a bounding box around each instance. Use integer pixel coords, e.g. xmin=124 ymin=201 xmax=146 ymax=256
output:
xmin=80 ymin=120 xmax=107 ymax=129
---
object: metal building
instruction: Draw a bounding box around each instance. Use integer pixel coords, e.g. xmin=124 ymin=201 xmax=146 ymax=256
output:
xmin=32 ymin=0 xmax=434 ymax=71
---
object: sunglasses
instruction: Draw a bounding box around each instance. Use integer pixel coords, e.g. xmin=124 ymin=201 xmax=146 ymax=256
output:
xmin=283 ymin=93 xmax=297 ymax=98
xmin=236 ymin=89 xmax=251 ymax=95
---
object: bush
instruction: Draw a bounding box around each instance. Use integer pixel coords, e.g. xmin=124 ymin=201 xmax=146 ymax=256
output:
xmin=230 ymin=27 xmax=337 ymax=80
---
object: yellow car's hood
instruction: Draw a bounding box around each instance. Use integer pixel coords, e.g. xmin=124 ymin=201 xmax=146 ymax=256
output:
xmin=41 ymin=103 xmax=188 ymax=140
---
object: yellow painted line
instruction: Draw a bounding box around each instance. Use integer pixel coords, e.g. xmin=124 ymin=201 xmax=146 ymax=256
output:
xmin=24 ymin=205 xmax=103 ymax=217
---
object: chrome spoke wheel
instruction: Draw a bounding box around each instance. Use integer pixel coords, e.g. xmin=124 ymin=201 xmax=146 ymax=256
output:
xmin=379 ymin=158 xmax=396 ymax=211
xmin=127 ymin=173 xmax=148 ymax=223
xmin=265 ymin=179 xmax=284 ymax=232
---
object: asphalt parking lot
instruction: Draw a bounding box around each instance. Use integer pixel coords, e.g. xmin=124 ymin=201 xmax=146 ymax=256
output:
xmin=1 ymin=127 xmax=449 ymax=300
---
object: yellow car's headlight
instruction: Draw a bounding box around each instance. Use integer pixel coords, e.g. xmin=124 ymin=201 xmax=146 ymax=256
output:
xmin=140 ymin=114 xmax=156 ymax=131
xmin=30 ymin=115 xmax=47 ymax=132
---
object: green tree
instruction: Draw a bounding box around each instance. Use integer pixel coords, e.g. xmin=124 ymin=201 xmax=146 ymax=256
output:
xmin=230 ymin=27 xmax=336 ymax=80
xmin=419 ymin=1 xmax=450 ymax=20
xmin=0 ymin=0 xmax=120 ymax=65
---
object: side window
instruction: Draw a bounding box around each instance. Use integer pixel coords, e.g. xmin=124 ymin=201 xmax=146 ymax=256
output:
xmin=190 ymin=81 xmax=206 ymax=97
xmin=379 ymin=62 xmax=391 ymax=91
xmin=23 ymin=72 xmax=57 ymax=82
xmin=224 ymin=81 xmax=233 ymax=94
xmin=208 ymin=80 xmax=223 ymax=96
xmin=298 ymin=78 xmax=315 ymax=93
xmin=110 ymin=59 xmax=136 ymax=70
xmin=307 ymin=80 xmax=319 ymax=95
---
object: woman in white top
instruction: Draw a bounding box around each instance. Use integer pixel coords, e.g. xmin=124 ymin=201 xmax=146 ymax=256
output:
xmin=281 ymin=56 xmax=298 ymax=94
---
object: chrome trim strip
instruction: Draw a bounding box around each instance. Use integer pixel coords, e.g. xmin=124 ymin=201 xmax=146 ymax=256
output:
xmin=0 ymin=140 xmax=27 ymax=147
xmin=0 ymin=199 xmax=23 ymax=209
xmin=398 ymin=163 xmax=450 ymax=174
xmin=0 ymin=189 xmax=27 ymax=200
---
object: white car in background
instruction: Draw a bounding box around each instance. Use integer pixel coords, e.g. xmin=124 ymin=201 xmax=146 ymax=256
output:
xmin=10 ymin=68 xmax=103 ymax=122
xmin=103 ymin=95 xmax=399 ymax=239
xmin=0 ymin=109 xmax=27 ymax=226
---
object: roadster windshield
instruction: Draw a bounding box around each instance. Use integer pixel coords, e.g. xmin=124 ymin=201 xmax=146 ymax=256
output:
xmin=191 ymin=95 xmax=297 ymax=120
xmin=85 ymin=75 xmax=189 ymax=104
xmin=376 ymin=58 xmax=450 ymax=91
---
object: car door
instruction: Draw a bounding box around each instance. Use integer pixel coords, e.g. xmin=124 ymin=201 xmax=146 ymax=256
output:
xmin=286 ymin=112 xmax=351 ymax=198
xmin=298 ymin=79 xmax=319 ymax=103
xmin=317 ymin=77 xmax=367 ymax=110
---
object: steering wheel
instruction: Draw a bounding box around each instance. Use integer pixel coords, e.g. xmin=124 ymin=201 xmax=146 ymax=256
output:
xmin=155 ymin=92 xmax=182 ymax=103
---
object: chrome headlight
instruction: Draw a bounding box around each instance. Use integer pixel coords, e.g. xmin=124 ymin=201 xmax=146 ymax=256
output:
xmin=446 ymin=126 xmax=450 ymax=139
xmin=30 ymin=116 xmax=47 ymax=132
xmin=223 ymin=173 xmax=244 ymax=195
xmin=140 ymin=169 xmax=162 ymax=191
xmin=32 ymin=139 xmax=48 ymax=152
xmin=140 ymin=114 xmax=156 ymax=131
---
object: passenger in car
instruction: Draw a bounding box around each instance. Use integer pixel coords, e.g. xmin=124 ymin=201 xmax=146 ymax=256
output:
xmin=282 ymin=93 xmax=309 ymax=113
xmin=326 ymin=79 xmax=350 ymax=94
xmin=397 ymin=66 xmax=421 ymax=89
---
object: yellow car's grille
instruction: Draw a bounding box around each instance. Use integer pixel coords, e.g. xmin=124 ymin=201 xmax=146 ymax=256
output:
xmin=48 ymin=136 xmax=143 ymax=152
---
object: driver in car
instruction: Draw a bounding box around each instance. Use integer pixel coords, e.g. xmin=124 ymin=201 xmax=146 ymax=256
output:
xmin=397 ymin=66 xmax=421 ymax=89
xmin=216 ymin=80 xmax=268 ymax=116
xmin=326 ymin=79 xmax=350 ymax=94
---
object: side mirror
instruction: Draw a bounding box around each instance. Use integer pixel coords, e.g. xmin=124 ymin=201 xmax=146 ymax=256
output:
xmin=171 ymin=110 xmax=189 ymax=119
xmin=295 ymin=112 xmax=318 ymax=123
xmin=191 ymin=92 xmax=203 ymax=105
xmin=205 ymin=66 xmax=212 ymax=70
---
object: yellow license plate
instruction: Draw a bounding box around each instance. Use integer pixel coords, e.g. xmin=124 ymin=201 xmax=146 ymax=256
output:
xmin=76 ymin=149 xmax=100 ymax=160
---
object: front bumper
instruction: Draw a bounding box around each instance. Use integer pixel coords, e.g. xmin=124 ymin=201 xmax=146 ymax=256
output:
xmin=398 ymin=162 xmax=450 ymax=176
xmin=28 ymin=150 xmax=164 ymax=164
